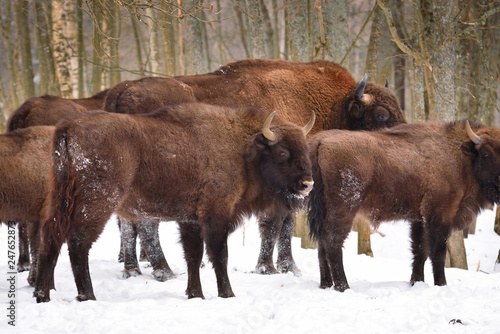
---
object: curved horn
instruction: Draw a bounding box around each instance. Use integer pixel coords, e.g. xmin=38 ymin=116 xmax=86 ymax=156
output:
xmin=262 ymin=111 xmax=277 ymax=141
xmin=465 ymin=121 xmax=481 ymax=145
xmin=355 ymin=74 xmax=368 ymax=100
xmin=303 ymin=111 xmax=316 ymax=135
xmin=385 ymin=78 xmax=390 ymax=89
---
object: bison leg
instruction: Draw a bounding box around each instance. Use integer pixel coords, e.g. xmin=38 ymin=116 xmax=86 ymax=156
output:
xmin=204 ymin=224 xmax=235 ymax=298
xmin=137 ymin=220 xmax=176 ymax=282
xmin=34 ymin=226 xmax=61 ymax=303
xmin=428 ymin=224 xmax=450 ymax=286
xmin=118 ymin=217 xmax=142 ymax=279
xmin=17 ymin=221 xmax=31 ymax=272
xmin=27 ymin=221 xmax=41 ymax=287
xmin=67 ymin=238 xmax=96 ymax=302
xmin=318 ymin=241 xmax=333 ymax=289
xmin=410 ymin=220 xmax=428 ymax=285
xmin=276 ymin=214 xmax=300 ymax=275
xmin=179 ymin=223 xmax=205 ymax=299
xmin=319 ymin=220 xmax=352 ymax=292
xmin=255 ymin=213 xmax=280 ymax=274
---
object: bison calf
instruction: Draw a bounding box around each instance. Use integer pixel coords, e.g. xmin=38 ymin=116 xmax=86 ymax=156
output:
xmin=34 ymin=103 xmax=314 ymax=302
xmin=308 ymin=120 xmax=500 ymax=291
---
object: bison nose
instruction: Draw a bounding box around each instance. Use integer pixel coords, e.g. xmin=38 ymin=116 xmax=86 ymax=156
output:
xmin=299 ymin=180 xmax=314 ymax=196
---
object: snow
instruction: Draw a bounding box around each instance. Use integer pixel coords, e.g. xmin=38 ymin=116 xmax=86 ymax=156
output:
xmin=1 ymin=210 xmax=500 ymax=334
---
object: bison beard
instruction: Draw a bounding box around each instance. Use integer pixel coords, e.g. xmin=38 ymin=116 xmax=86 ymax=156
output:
xmin=34 ymin=103 xmax=314 ymax=302
xmin=307 ymin=120 xmax=500 ymax=291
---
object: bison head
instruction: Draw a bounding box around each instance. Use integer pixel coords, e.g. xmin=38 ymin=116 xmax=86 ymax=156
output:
xmin=462 ymin=121 xmax=500 ymax=204
xmin=345 ymin=74 xmax=406 ymax=131
xmin=253 ymin=111 xmax=314 ymax=204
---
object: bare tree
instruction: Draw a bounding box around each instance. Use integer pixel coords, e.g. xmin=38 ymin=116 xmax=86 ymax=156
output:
xmin=288 ymin=0 xmax=311 ymax=62
xmin=15 ymin=0 xmax=36 ymax=100
xmin=0 ymin=1 xmax=20 ymax=109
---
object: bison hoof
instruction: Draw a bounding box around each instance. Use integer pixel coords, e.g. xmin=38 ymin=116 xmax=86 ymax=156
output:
xmin=76 ymin=294 xmax=96 ymax=302
xmin=219 ymin=291 xmax=235 ymax=298
xmin=17 ymin=263 xmax=31 ymax=272
xmin=277 ymin=261 xmax=302 ymax=277
xmin=152 ymin=269 xmax=176 ymax=282
xmin=186 ymin=290 xmax=205 ymax=299
xmin=34 ymin=290 xmax=49 ymax=303
xmin=255 ymin=263 xmax=279 ymax=275
xmin=122 ymin=268 xmax=141 ymax=279
xmin=334 ymin=283 xmax=350 ymax=292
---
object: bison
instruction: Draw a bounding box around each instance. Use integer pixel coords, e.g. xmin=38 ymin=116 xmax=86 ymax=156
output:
xmin=307 ymin=120 xmax=500 ymax=291
xmin=7 ymin=89 xmax=177 ymax=281
xmin=0 ymin=126 xmax=54 ymax=285
xmin=33 ymin=103 xmax=315 ymax=302
xmin=104 ymin=58 xmax=406 ymax=274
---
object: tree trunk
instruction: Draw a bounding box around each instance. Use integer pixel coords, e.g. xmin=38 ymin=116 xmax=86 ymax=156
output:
xmin=288 ymin=0 xmax=311 ymax=62
xmin=91 ymin=2 xmax=105 ymax=94
xmin=495 ymin=206 xmax=500 ymax=236
xmin=246 ymin=0 xmax=266 ymax=59
xmin=294 ymin=211 xmax=317 ymax=249
xmin=107 ymin=0 xmax=121 ymax=87
xmin=52 ymin=0 xmax=76 ymax=98
xmin=235 ymin=3 xmax=250 ymax=58
xmin=146 ymin=7 xmax=161 ymax=75
xmin=15 ymin=0 xmax=36 ymax=100
xmin=356 ymin=216 xmax=373 ymax=257
xmin=393 ymin=0 xmax=406 ymax=113
xmin=161 ymin=7 xmax=177 ymax=77
xmin=0 ymin=1 xmax=19 ymax=108
xmin=445 ymin=230 xmax=468 ymax=270
xmin=184 ymin=2 xmax=208 ymax=74
xmin=76 ymin=0 xmax=85 ymax=97
xmin=319 ymin=0 xmax=348 ymax=63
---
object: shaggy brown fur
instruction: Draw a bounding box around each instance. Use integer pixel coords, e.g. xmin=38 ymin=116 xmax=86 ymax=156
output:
xmin=308 ymin=120 xmax=500 ymax=291
xmin=7 ymin=89 xmax=109 ymax=131
xmin=104 ymin=58 xmax=407 ymax=274
xmin=0 ymin=126 xmax=54 ymax=285
xmin=34 ymin=103 xmax=314 ymax=302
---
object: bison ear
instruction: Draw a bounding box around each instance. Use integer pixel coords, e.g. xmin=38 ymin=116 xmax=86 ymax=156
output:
xmin=460 ymin=141 xmax=477 ymax=157
xmin=348 ymin=101 xmax=364 ymax=119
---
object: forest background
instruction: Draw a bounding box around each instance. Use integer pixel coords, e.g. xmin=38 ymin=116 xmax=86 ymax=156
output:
xmin=0 ymin=0 xmax=499 ymax=266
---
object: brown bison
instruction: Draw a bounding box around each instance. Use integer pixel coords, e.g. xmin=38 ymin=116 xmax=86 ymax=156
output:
xmin=104 ymin=58 xmax=406 ymax=274
xmin=7 ymin=89 xmax=176 ymax=281
xmin=307 ymin=120 xmax=500 ymax=291
xmin=0 ymin=126 xmax=54 ymax=285
xmin=7 ymin=89 xmax=109 ymax=131
xmin=33 ymin=103 xmax=315 ymax=302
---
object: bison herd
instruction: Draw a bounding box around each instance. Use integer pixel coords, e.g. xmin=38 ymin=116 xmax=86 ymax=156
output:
xmin=1 ymin=59 xmax=497 ymax=303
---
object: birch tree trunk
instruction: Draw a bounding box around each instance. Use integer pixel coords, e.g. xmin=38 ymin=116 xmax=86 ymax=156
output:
xmin=52 ymin=0 xmax=76 ymax=98
xmin=146 ymin=7 xmax=161 ymax=75
xmin=15 ymin=0 xmax=36 ymax=100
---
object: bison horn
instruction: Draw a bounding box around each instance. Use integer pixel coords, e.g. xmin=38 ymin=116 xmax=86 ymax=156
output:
xmin=355 ymin=74 xmax=368 ymax=100
xmin=303 ymin=111 xmax=316 ymax=135
xmin=262 ymin=111 xmax=277 ymax=141
xmin=385 ymin=78 xmax=390 ymax=89
xmin=465 ymin=121 xmax=481 ymax=145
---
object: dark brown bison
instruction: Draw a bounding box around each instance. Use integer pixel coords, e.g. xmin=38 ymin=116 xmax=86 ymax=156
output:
xmin=307 ymin=120 xmax=500 ymax=291
xmin=104 ymin=58 xmax=406 ymax=275
xmin=33 ymin=103 xmax=315 ymax=302
xmin=7 ymin=90 xmax=109 ymax=131
xmin=6 ymin=89 xmax=176 ymax=281
xmin=0 ymin=126 xmax=54 ymax=285
xmin=6 ymin=90 xmax=108 ymax=272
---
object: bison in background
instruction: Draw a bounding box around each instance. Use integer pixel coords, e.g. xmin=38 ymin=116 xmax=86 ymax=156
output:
xmin=104 ymin=58 xmax=406 ymax=275
xmin=307 ymin=120 xmax=500 ymax=291
xmin=0 ymin=126 xmax=54 ymax=285
xmin=34 ymin=103 xmax=315 ymax=302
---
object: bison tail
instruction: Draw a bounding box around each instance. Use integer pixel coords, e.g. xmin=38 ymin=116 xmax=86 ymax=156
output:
xmin=307 ymin=145 xmax=326 ymax=241
xmin=103 ymin=81 xmax=130 ymax=113
xmin=42 ymin=128 xmax=77 ymax=250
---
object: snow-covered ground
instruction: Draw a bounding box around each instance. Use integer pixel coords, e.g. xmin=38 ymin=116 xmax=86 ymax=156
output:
xmin=1 ymin=209 xmax=499 ymax=334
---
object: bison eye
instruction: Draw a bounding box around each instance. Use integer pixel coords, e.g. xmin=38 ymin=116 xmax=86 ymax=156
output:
xmin=374 ymin=107 xmax=389 ymax=122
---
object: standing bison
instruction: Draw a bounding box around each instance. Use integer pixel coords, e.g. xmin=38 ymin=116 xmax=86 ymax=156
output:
xmin=34 ymin=103 xmax=315 ymax=302
xmin=308 ymin=120 xmax=500 ymax=291
xmin=104 ymin=58 xmax=406 ymax=274
xmin=0 ymin=126 xmax=54 ymax=285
